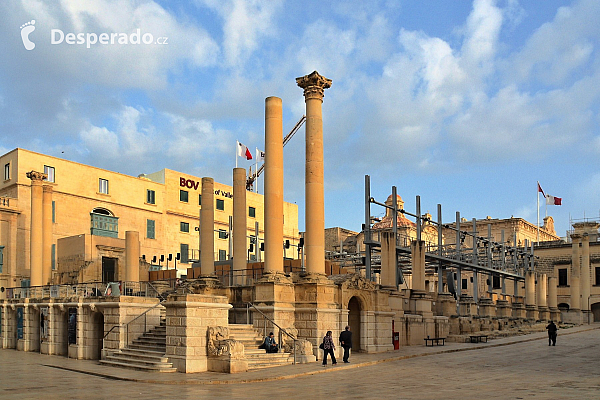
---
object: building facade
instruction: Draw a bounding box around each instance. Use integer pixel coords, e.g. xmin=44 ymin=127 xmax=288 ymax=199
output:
xmin=0 ymin=148 xmax=300 ymax=291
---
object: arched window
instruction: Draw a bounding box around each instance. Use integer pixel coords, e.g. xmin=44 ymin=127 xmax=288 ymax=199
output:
xmin=92 ymin=207 xmax=113 ymax=216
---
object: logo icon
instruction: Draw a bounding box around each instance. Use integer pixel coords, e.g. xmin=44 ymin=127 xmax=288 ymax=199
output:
xmin=20 ymin=20 xmax=36 ymax=50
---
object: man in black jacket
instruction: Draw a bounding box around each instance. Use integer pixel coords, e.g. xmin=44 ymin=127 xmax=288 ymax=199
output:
xmin=546 ymin=321 xmax=557 ymax=346
xmin=339 ymin=326 xmax=353 ymax=363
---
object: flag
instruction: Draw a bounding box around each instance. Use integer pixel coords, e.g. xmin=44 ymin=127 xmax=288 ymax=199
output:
xmin=256 ymin=148 xmax=265 ymax=163
xmin=546 ymin=195 xmax=562 ymax=205
xmin=237 ymin=141 xmax=252 ymax=160
xmin=537 ymin=182 xmax=545 ymax=197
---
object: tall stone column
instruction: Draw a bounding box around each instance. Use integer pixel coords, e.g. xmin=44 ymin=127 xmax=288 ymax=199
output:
xmin=380 ymin=231 xmax=396 ymax=288
xmin=42 ymin=185 xmax=53 ymax=285
xmin=570 ymin=235 xmax=581 ymax=311
xmin=525 ymin=271 xmax=536 ymax=306
xmin=537 ymin=274 xmax=547 ymax=307
xmin=201 ymin=177 xmax=215 ymax=276
xmin=581 ymin=234 xmax=590 ymax=314
xmin=125 ymin=231 xmax=140 ymax=282
xmin=537 ymin=273 xmax=549 ymax=321
xmin=233 ymin=168 xmax=247 ymax=284
xmin=548 ymin=276 xmax=560 ymax=322
xmin=296 ymin=71 xmax=331 ymax=276
xmin=411 ymin=241 xmax=425 ymax=292
xmin=263 ymin=97 xmax=284 ymax=275
xmin=27 ymin=171 xmax=47 ymax=287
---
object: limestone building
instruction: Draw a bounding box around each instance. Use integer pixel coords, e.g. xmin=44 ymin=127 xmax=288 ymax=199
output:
xmin=0 ymin=148 xmax=300 ymax=291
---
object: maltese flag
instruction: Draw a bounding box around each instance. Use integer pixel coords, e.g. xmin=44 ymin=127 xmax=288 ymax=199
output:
xmin=237 ymin=141 xmax=253 ymax=160
xmin=546 ymin=195 xmax=562 ymax=205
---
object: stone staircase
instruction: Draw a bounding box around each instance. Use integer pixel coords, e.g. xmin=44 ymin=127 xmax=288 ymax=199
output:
xmin=228 ymin=324 xmax=294 ymax=371
xmin=99 ymin=318 xmax=176 ymax=372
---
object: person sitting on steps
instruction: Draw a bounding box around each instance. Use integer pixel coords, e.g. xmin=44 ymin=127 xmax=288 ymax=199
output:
xmin=263 ymin=332 xmax=279 ymax=353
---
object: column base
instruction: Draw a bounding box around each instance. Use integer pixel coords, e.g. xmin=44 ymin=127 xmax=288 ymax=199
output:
xmin=525 ymin=305 xmax=538 ymax=321
xmin=512 ymin=302 xmax=526 ymax=319
xmin=495 ymin=300 xmax=511 ymax=318
xmin=548 ymin=307 xmax=561 ymax=323
xmin=458 ymin=296 xmax=478 ymax=316
xmin=477 ymin=298 xmax=495 ymax=318
xmin=537 ymin=306 xmax=550 ymax=322
xmin=435 ymin=293 xmax=456 ymax=317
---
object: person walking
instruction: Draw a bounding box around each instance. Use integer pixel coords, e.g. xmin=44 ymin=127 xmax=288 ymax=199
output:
xmin=339 ymin=325 xmax=352 ymax=363
xmin=321 ymin=330 xmax=337 ymax=366
xmin=546 ymin=320 xmax=558 ymax=346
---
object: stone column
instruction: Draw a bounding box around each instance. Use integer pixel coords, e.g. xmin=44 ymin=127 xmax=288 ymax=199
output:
xmin=42 ymin=185 xmax=53 ymax=286
xmin=570 ymin=235 xmax=581 ymax=311
xmin=27 ymin=171 xmax=47 ymax=287
xmin=201 ymin=177 xmax=215 ymax=277
xmin=296 ymin=71 xmax=331 ymax=276
xmin=263 ymin=97 xmax=284 ymax=275
xmin=548 ymin=276 xmax=560 ymax=322
xmin=380 ymin=231 xmax=396 ymax=288
xmin=581 ymin=234 xmax=591 ymax=315
xmin=525 ymin=271 xmax=536 ymax=307
xmin=525 ymin=271 xmax=537 ymax=320
xmin=411 ymin=240 xmax=425 ymax=292
xmin=537 ymin=273 xmax=549 ymax=321
xmin=125 ymin=231 xmax=140 ymax=282
xmin=233 ymin=168 xmax=247 ymax=284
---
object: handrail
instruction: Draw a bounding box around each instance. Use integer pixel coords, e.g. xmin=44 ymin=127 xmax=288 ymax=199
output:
xmin=247 ymin=302 xmax=297 ymax=365
xmin=147 ymin=281 xmax=167 ymax=302
xmin=124 ymin=300 xmax=166 ymax=346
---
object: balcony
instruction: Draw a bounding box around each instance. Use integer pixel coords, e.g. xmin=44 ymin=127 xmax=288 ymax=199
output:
xmin=90 ymin=213 xmax=119 ymax=238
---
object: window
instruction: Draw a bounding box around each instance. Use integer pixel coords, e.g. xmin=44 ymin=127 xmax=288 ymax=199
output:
xmin=52 ymin=201 xmax=55 ymax=223
xmin=249 ymin=206 xmax=256 ymax=218
xmin=462 ymin=278 xmax=468 ymax=290
xmin=180 ymin=243 xmax=189 ymax=263
xmin=218 ymin=250 xmax=227 ymax=261
xmin=493 ymin=275 xmax=501 ymax=289
xmin=595 ymin=267 xmax=600 ymax=286
xmin=147 ymin=219 xmax=155 ymax=239
xmin=44 ymin=165 xmax=55 ymax=182
xmin=216 ymin=199 xmax=224 ymax=211
xmin=146 ymin=189 xmax=156 ymax=205
xmin=198 ymin=194 xmax=202 ymax=206
xmin=218 ymin=229 xmax=228 ymax=239
xmin=0 ymin=245 xmax=4 ymax=273
xmin=99 ymin=178 xmax=109 ymax=194
xmin=180 ymin=222 xmax=190 ymax=233
xmin=180 ymin=190 xmax=189 ymax=203
xmin=3 ymin=163 xmax=9 ymax=180
xmin=558 ymin=268 xmax=568 ymax=286
xmin=51 ymin=244 xmax=56 ymax=270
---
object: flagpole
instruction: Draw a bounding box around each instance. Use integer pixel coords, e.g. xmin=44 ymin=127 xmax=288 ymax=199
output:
xmin=236 ymin=141 xmax=238 ymax=168
xmin=255 ymin=147 xmax=258 ymax=194
xmin=537 ymin=182 xmax=540 ymax=244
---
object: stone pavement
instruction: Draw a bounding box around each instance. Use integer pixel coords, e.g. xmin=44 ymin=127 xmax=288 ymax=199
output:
xmin=1 ymin=324 xmax=599 ymax=399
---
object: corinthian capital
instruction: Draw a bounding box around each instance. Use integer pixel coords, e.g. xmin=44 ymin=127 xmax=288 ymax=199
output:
xmin=296 ymin=71 xmax=332 ymax=101
xmin=26 ymin=170 xmax=48 ymax=182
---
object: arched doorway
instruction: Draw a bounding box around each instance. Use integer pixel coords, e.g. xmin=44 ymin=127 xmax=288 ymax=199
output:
xmin=348 ymin=296 xmax=361 ymax=352
xmin=591 ymin=302 xmax=600 ymax=323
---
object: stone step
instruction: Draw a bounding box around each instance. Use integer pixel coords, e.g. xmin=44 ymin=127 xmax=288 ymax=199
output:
xmin=105 ymin=354 xmax=172 ymax=367
xmin=99 ymin=359 xmax=176 ymax=373
xmin=117 ymin=350 xmax=169 ymax=363
xmin=133 ymin=337 xmax=166 ymax=345
xmin=120 ymin=348 xmax=167 ymax=358
xmin=129 ymin=343 xmax=166 ymax=352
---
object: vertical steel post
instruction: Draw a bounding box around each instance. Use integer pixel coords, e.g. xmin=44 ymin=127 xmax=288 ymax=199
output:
xmin=472 ymin=218 xmax=478 ymax=303
xmin=416 ymin=195 xmax=421 ymax=243
xmin=456 ymin=212 xmax=461 ymax=303
xmin=255 ymin=221 xmax=259 ymax=262
xmin=392 ymin=186 xmax=398 ymax=288
xmin=437 ymin=204 xmax=443 ymax=294
xmin=488 ymin=224 xmax=493 ymax=295
xmin=501 ymin=230 xmax=506 ymax=297
xmin=365 ymin=175 xmax=372 ymax=281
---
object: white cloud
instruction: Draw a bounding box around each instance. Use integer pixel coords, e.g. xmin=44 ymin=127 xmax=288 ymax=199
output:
xmin=198 ymin=0 xmax=282 ymax=67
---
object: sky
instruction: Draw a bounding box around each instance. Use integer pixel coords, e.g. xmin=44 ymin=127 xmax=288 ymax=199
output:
xmin=1 ymin=0 xmax=599 ymax=238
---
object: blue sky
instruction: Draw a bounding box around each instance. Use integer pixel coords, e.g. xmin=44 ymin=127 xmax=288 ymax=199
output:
xmin=1 ymin=0 xmax=599 ymax=238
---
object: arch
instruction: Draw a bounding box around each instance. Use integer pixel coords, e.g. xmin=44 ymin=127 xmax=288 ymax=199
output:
xmin=348 ymin=296 xmax=361 ymax=352
xmin=92 ymin=207 xmax=113 ymax=216
xmin=557 ymin=303 xmax=570 ymax=311
xmin=591 ymin=302 xmax=600 ymax=323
